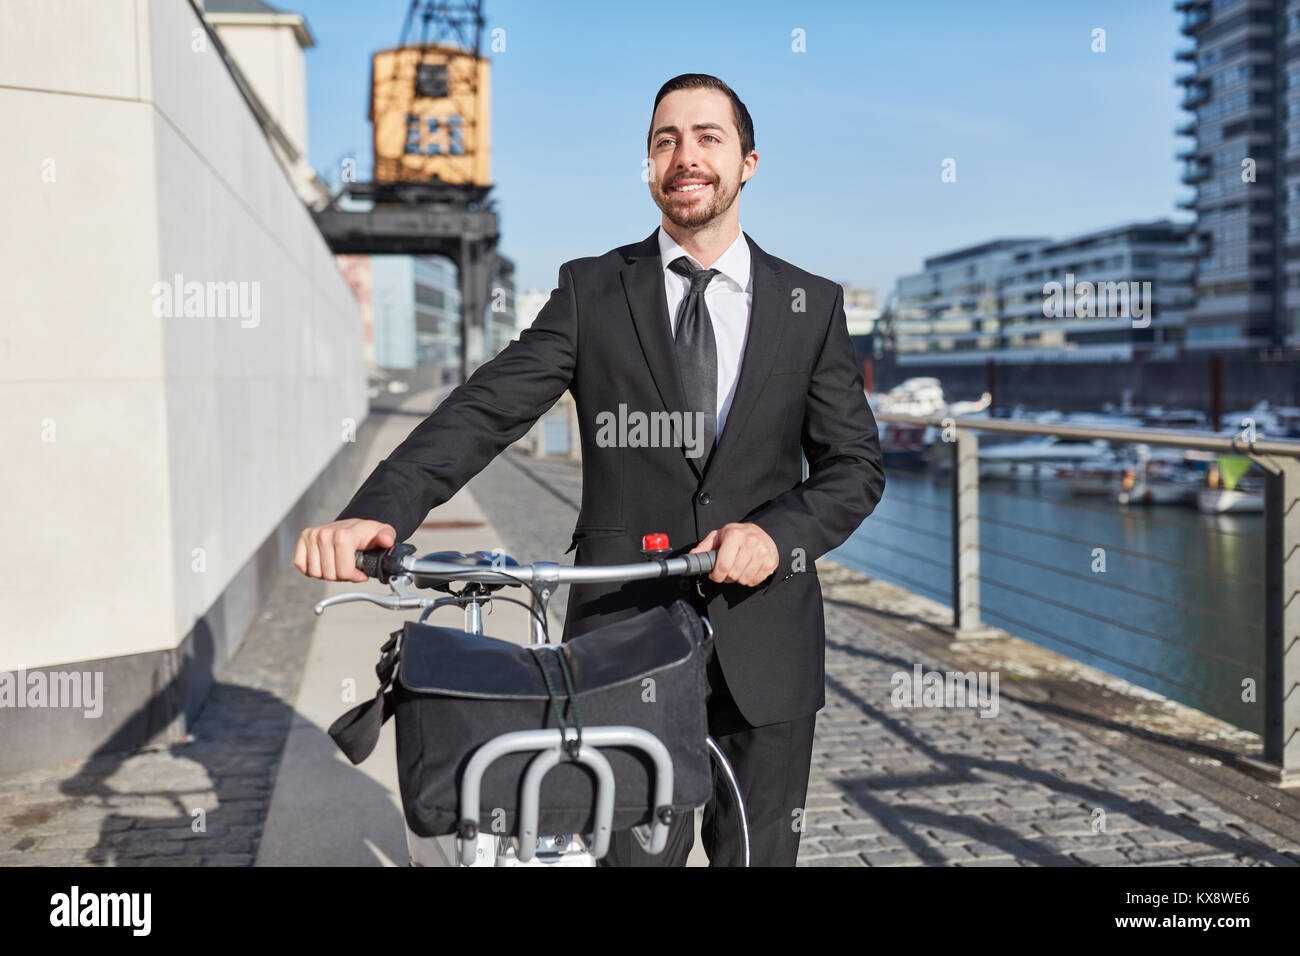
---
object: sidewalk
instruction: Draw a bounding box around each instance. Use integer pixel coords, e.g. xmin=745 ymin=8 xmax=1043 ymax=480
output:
xmin=253 ymin=412 xmax=546 ymax=865
xmin=2 ymin=399 xmax=1298 ymax=867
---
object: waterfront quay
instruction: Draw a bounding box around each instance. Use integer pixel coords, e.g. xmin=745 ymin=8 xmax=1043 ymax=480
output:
xmin=1 ymin=400 xmax=1297 ymax=867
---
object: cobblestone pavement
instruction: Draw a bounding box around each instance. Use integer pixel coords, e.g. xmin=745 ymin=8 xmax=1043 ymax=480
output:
xmin=4 ymin=432 xmax=1298 ymax=867
xmin=0 ymin=564 xmax=329 ymax=867
xmin=801 ymin=643 xmax=1298 ymax=868
xmin=469 ymin=449 xmax=584 ymax=630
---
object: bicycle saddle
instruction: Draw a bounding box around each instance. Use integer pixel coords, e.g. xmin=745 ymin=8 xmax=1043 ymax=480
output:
xmin=413 ymin=550 xmax=522 ymax=593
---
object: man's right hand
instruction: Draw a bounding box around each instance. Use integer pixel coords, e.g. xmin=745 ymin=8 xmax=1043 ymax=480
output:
xmin=294 ymin=519 xmax=397 ymax=583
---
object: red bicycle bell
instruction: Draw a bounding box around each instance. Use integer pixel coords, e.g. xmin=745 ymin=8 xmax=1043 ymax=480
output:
xmin=641 ymin=533 xmax=670 ymax=557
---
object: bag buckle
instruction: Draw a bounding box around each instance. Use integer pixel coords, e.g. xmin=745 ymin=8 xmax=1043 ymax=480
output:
xmin=376 ymin=629 xmax=403 ymax=683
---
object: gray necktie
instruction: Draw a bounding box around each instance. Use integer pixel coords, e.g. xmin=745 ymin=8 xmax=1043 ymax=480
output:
xmin=669 ymin=256 xmax=719 ymax=464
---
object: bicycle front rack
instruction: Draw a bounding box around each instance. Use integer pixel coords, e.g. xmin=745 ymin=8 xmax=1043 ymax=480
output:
xmin=456 ymin=725 xmax=676 ymax=865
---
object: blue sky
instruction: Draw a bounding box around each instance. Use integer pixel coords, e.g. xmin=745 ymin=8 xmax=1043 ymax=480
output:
xmin=298 ymin=0 xmax=1189 ymax=297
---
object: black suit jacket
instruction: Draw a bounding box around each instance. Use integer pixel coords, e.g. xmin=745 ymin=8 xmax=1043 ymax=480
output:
xmin=336 ymin=227 xmax=885 ymax=727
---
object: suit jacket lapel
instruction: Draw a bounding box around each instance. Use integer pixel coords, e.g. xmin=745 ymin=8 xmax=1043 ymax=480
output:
xmin=619 ymin=228 xmax=788 ymax=485
xmin=704 ymin=233 xmax=787 ymax=480
xmin=620 ymin=228 xmax=703 ymax=481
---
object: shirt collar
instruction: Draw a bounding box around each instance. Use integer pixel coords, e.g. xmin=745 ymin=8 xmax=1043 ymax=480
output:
xmin=657 ymin=224 xmax=751 ymax=293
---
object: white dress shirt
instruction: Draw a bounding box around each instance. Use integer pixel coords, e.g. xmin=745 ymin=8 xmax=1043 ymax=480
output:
xmin=657 ymin=224 xmax=753 ymax=444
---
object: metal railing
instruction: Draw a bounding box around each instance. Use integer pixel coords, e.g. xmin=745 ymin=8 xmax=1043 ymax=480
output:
xmin=872 ymin=412 xmax=1300 ymax=786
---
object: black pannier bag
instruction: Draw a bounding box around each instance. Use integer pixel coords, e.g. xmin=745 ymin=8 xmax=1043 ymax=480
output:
xmin=328 ymin=599 xmax=714 ymax=839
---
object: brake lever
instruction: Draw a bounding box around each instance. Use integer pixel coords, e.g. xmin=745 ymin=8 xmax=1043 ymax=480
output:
xmin=313 ymin=593 xmax=429 ymax=614
xmin=313 ymin=575 xmax=430 ymax=615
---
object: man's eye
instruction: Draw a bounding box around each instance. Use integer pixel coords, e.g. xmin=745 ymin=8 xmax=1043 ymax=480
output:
xmin=702 ymin=135 xmax=720 ymax=144
xmin=656 ymin=138 xmax=674 ymax=148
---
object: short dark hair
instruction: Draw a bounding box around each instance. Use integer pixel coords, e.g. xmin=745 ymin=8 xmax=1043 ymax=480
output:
xmin=647 ymin=73 xmax=755 ymax=184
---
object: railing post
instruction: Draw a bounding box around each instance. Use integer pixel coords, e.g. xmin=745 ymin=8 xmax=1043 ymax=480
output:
xmin=949 ymin=429 xmax=996 ymax=639
xmin=1239 ymin=455 xmax=1300 ymax=786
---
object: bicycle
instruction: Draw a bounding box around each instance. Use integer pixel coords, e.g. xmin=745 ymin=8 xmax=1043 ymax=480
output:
xmin=312 ymin=534 xmax=751 ymax=867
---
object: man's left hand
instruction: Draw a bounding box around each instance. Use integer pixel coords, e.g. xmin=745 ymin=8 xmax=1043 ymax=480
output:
xmin=690 ymin=522 xmax=779 ymax=587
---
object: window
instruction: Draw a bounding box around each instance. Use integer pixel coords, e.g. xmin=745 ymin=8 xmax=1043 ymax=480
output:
xmin=1186 ymin=323 xmax=1241 ymax=341
xmin=1209 ymin=64 xmax=1250 ymax=92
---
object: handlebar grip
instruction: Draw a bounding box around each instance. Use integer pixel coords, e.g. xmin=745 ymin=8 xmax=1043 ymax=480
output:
xmin=355 ymin=548 xmax=384 ymax=579
xmin=682 ymin=550 xmax=716 ymax=576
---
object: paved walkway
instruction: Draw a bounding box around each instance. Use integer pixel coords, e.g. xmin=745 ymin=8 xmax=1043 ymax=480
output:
xmin=804 ymin=613 xmax=1294 ymax=867
xmin=1 ymin=400 xmax=1298 ymax=867
xmin=253 ymin=445 xmax=540 ymax=865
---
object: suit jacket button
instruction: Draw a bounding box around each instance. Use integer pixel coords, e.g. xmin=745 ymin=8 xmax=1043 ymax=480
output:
xmin=697 ymin=492 xmax=711 ymax=506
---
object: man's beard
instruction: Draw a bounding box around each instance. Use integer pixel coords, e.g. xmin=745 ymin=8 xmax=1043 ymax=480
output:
xmin=652 ymin=175 xmax=740 ymax=229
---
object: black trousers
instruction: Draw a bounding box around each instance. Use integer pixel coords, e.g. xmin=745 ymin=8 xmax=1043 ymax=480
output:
xmin=600 ymin=648 xmax=818 ymax=867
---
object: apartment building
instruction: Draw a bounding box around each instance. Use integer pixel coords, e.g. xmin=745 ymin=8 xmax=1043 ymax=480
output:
xmin=892 ymin=222 xmax=1192 ymax=364
xmin=1176 ymin=0 xmax=1296 ymax=349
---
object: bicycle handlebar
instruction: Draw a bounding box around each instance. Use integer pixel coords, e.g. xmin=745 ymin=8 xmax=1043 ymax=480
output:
xmin=354 ymin=546 xmax=717 ymax=587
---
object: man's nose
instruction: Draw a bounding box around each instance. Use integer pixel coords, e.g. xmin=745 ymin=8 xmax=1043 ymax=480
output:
xmin=673 ymin=140 xmax=702 ymax=168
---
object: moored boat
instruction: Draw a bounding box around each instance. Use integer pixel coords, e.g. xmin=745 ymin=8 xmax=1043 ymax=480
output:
xmin=1117 ymin=445 xmax=1201 ymax=506
xmin=977 ymin=436 xmax=1114 ymax=480
xmin=1056 ymin=460 xmax=1127 ymax=496
xmin=1196 ymin=487 xmax=1263 ymax=513
xmin=868 ymin=377 xmax=990 ymax=468
xmin=1194 ymin=455 xmax=1265 ymax=514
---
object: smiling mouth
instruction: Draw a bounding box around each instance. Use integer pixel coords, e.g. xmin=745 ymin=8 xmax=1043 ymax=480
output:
xmin=668 ymin=181 xmax=711 ymax=195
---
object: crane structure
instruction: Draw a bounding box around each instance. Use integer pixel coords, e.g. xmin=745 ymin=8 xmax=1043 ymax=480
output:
xmin=314 ymin=0 xmax=499 ymax=383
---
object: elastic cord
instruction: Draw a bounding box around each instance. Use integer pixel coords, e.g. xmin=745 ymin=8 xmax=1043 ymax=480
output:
xmin=528 ymin=647 xmax=584 ymax=759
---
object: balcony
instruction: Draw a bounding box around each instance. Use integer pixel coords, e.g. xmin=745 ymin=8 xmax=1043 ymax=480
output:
xmin=1181 ymin=84 xmax=1210 ymax=109
xmin=1181 ymin=159 xmax=1212 ymax=184
xmin=1180 ymin=6 xmax=1210 ymax=36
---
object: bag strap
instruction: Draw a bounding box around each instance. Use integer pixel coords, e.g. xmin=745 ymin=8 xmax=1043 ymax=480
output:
xmin=527 ymin=645 xmax=584 ymax=760
xmin=327 ymin=629 xmax=402 ymax=765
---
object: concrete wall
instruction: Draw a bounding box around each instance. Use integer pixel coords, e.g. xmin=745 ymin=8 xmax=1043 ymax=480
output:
xmin=205 ymin=11 xmax=326 ymax=206
xmin=208 ymin=21 xmax=308 ymax=158
xmin=0 ymin=0 xmax=366 ymax=771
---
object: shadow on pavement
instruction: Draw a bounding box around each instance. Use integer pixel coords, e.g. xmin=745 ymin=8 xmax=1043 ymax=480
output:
xmin=821 ymin=641 xmax=1284 ymax=866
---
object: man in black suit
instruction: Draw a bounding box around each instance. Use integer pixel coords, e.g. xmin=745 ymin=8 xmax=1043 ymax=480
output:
xmin=296 ymin=73 xmax=885 ymax=866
